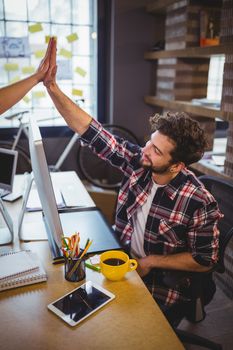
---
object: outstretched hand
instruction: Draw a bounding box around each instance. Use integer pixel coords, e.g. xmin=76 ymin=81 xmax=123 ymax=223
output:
xmin=43 ymin=37 xmax=57 ymax=89
xmin=36 ymin=37 xmax=55 ymax=82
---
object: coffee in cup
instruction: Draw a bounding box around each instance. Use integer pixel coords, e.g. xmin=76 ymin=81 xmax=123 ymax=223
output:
xmin=100 ymin=250 xmax=137 ymax=281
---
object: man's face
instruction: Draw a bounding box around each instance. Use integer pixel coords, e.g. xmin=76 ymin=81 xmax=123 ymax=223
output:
xmin=140 ymin=131 xmax=176 ymax=174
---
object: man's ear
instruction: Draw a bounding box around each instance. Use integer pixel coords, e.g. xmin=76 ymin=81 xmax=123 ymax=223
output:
xmin=170 ymin=162 xmax=185 ymax=173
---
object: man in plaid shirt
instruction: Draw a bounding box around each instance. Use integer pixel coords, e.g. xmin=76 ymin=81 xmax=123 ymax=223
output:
xmin=43 ymin=38 xmax=223 ymax=321
xmin=79 ymin=115 xmax=223 ymax=307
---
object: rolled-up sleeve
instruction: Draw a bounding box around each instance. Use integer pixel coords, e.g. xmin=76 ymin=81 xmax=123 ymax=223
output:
xmin=188 ymin=200 xmax=223 ymax=267
xmin=81 ymin=119 xmax=140 ymax=172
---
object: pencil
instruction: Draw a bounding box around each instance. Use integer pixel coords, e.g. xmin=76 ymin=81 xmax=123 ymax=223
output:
xmin=67 ymin=240 xmax=93 ymax=279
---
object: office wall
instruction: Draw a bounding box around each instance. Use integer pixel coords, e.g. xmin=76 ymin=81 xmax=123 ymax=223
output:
xmin=112 ymin=2 xmax=164 ymax=144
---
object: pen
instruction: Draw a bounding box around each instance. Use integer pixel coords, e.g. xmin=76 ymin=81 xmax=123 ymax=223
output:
xmin=71 ymin=234 xmax=79 ymax=258
xmin=67 ymin=240 xmax=93 ymax=279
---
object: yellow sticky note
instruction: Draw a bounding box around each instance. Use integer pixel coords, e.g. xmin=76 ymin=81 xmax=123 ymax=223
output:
xmin=75 ymin=66 xmax=87 ymax=77
xmin=9 ymin=76 xmax=20 ymax=84
xmin=23 ymin=96 xmax=30 ymax=103
xmin=72 ymin=88 xmax=83 ymax=97
xmin=45 ymin=35 xmax=57 ymax=43
xmin=59 ymin=48 xmax=72 ymax=59
xmin=22 ymin=66 xmax=35 ymax=74
xmin=4 ymin=63 xmax=19 ymax=71
xmin=34 ymin=50 xmax=45 ymax=58
xmin=29 ymin=23 xmax=43 ymax=33
xmin=66 ymin=33 xmax=78 ymax=43
xmin=32 ymin=91 xmax=46 ymax=99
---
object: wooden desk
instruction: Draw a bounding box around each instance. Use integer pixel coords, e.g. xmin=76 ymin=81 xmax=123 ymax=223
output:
xmin=0 ymin=241 xmax=183 ymax=350
xmin=0 ymin=172 xmax=184 ymax=350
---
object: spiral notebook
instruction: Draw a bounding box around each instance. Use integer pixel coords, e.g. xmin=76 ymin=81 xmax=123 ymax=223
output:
xmin=0 ymin=250 xmax=39 ymax=281
xmin=0 ymin=251 xmax=47 ymax=291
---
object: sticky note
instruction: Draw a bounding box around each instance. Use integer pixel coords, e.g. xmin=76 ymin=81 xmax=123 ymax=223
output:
xmin=22 ymin=66 xmax=35 ymax=74
xmin=59 ymin=48 xmax=72 ymax=59
xmin=28 ymin=23 xmax=43 ymax=33
xmin=72 ymin=88 xmax=83 ymax=97
xmin=23 ymin=96 xmax=30 ymax=103
xmin=9 ymin=76 xmax=20 ymax=84
xmin=45 ymin=35 xmax=57 ymax=43
xmin=4 ymin=63 xmax=19 ymax=71
xmin=75 ymin=66 xmax=87 ymax=77
xmin=32 ymin=91 xmax=46 ymax=99
xmin=66 ymin=33 xmax=78 ymax=43
xmin=34 ymin=50 xmax=45 ymax=58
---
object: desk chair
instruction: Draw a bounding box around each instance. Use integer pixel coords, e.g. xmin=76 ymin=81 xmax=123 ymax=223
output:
xmin=164 ymin=175 xmax=233 ymax=350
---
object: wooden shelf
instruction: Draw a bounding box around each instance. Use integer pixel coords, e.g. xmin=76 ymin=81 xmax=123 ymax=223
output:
xmin=146 ymin=0 xmax=175 ymax=13
xmin=144 ymin=96 xmax=221 ymax=118
xmin=144 ymin=44 xmax=233 ymax=60
xmin=190 ymin=160 xmax=233 ymax=183
xmin=146 ymin=0 xmax=222 ymax=14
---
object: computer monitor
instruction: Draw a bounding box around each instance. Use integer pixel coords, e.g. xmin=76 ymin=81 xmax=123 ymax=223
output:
xmin=28 ymin=116 xmax=121 ymax=263
xmin=28 ymin=116 xmax=63 ymax=250
xmin=0 ymin=148 xmax=18 ymax=196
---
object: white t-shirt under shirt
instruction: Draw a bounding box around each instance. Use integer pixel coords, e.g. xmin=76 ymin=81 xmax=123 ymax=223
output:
xmin=130 ymin=181 xmax=164 ymax=258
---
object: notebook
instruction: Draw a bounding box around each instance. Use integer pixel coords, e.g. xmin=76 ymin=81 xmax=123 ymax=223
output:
xmin=0 ymin=251 xmax=47 ymax=292
xmin=0 ymin=250 xmax=39 ymax=281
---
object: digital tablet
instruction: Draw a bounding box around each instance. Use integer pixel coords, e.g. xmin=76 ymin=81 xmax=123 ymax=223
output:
xmin=47 ymin=281 xmax=115 ymax=326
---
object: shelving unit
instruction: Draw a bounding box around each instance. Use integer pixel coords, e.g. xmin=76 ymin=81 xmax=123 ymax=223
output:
xmin=146 ymin=0 xmax=178 ymax=13
xmin=144 ymin=96 xmax=221 ymax=119
xmin=146 ymin=0 xmax=223 ymax=14
xmin=144 ymin=0 xmax=233 ymax=180
xmin=144 ymin=44 xmax=233 ymax=59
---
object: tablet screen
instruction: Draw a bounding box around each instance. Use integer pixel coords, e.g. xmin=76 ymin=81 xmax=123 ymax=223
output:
xmin=48 ymin=281 xmax=115 ymax=326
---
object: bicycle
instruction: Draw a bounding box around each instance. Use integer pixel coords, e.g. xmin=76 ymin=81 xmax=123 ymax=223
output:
xmin=77 ymin=124 xmax=140 ymax=190
xmin=0 ymin=110 xmax=81 ymax=174
xmin=0 ymin=112 xmax=140 ymax=189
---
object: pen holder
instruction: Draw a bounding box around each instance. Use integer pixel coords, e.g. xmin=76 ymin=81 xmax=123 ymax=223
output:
xmin=64 ymin=257 xmax=86 ymax=282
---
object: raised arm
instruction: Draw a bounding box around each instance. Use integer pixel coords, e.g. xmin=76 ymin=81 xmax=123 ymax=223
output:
xmin=0 ymin=39 xmax=53 ymax=115
xmin=43 ymin=38 xmax=92 ymax=135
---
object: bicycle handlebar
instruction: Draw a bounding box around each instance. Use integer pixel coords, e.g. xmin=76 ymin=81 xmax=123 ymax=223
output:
xmin=5 ymin=110 xmax=29 ymax=120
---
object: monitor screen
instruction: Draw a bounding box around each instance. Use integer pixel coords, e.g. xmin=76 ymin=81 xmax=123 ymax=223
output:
xmin=28 ymin=116 xmax=63 ymax=248
xmin=0 ymin=148 xmax=18 ymax=192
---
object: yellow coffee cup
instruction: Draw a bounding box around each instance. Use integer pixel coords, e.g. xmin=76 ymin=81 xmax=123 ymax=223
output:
xmin=100 ymin=250 xmax=137 ymax=281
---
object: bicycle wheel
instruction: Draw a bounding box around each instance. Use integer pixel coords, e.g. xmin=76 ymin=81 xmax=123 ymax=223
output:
xmin=0 ymin=142 xmax=31 ymax=174
xmin=77 ymin=124 xmax=140 ymax=189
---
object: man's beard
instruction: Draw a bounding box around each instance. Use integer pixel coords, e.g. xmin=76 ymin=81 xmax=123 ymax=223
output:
xmin=140 ymin=157 xmax=172 ymax=174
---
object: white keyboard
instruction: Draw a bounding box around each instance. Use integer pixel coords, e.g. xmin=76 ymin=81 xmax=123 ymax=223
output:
xmin=0 ymin=189 xmax=10 ymax=198
xmin=61 ymin=185 xmax=87 ymax=208
xmin=1 ymin=189 xmax=23 ymax=202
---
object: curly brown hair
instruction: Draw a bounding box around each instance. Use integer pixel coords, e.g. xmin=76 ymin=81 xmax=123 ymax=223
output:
xmin=149 ymin=111 xmax=208 ymax=166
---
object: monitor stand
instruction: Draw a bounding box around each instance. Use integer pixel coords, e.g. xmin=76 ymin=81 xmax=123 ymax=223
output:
xmin=0 ymin=197 xmax=14 ymax=245
xmin=18 ymin=173 xmax=62 ymax=259
xmin=18 ymin=172 xmax=48 ymax=241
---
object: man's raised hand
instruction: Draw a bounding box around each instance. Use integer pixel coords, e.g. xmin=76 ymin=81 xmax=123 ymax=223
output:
xmin=43 ymin=37 xmax=57 ymax=89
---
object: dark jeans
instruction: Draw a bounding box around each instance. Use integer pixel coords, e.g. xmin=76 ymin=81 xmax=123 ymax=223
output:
xmin=156 ymin=300 xmax=187 ymax=327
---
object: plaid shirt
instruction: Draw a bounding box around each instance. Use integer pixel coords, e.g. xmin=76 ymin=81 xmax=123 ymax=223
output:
xmin=81 ymin=119 xmax=223 ymax=306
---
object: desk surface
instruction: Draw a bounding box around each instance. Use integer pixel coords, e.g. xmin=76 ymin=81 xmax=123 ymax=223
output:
xmin=18 ymin=171 xmax=95 ymax=241
xmin=0 ymin=241 xmax=183 ymax=350
xmin=0 ymin=172 xmax=183 ymax=350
